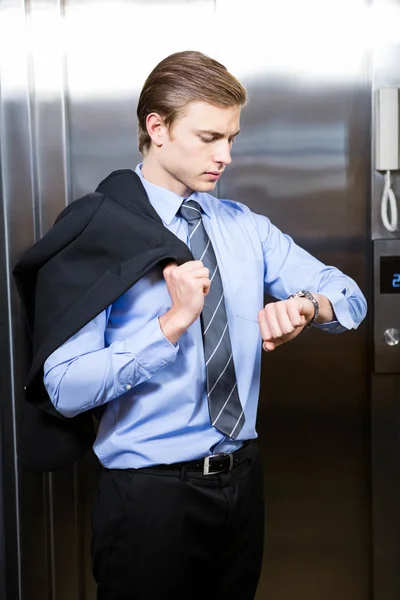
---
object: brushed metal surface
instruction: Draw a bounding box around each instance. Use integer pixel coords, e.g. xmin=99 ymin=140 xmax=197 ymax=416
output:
xmin=371 ymin=3 xmax=400 ymax=597
xmin=0 ymin=0 xmax=375 ymax=598
xmin=371 ymin=374 xmax=400 ymax=600
xmin=372 ymin=0 xmax=400 ymax=240
xmin=217 ymin=1 xmax=370 ymax=598
xmin=0 ymin=0 xmax=36 ymax=597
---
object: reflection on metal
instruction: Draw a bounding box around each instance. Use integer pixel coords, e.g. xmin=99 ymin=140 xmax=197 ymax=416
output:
xmin=372 ymin=2 xmax=400 ymax=599
xmin=0 ymin=0 xmax=374 ymax=598
xmin=372 ymin=2 xmax=400 ymax=240
xmin=216 ymin=0 xmax=369 ymax=82
xmin=383 ymin=328 xmax=399 ymax=346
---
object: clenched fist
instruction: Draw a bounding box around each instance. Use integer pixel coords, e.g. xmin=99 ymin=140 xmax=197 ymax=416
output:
xmin=159 ymin=261 xmax=210 ymax=344
xmin=258 ymin=296 xmax=315 ymax=352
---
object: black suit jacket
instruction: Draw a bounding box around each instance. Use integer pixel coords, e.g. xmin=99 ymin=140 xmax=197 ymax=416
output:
xmin=13 ymin=169 xmax=193 ymax=471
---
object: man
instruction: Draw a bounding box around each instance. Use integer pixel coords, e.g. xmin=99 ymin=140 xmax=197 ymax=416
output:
xmin=42 ymin=51 xmax=367 ymax=599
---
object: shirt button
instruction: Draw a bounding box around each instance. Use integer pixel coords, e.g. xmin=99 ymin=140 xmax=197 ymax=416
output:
xmin=125 ymin=384 xmax=132 ymax=390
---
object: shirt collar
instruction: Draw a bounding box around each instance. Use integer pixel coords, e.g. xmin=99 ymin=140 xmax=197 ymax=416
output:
xmin=135 ymin=163 xmax=211 ymax=224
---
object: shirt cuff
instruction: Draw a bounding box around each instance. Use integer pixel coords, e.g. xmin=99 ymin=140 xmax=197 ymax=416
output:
xmin=313 ymin=288 xmax=355 ymax=333
xmin=117 ymin=317 xmax=179 ymax=391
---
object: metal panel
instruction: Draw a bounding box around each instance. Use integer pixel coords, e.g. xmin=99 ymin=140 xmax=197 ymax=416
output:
xmin=217 ymin=1 xmax=370 ymax=598
xmin=0 ymin=74 xmax=10 ymax=600
xmin=371 ymin=2 xmax=400 ymax=598
xmin=372 ymin=0 xmax=400 ymax=240
xmin=0 ymin=0 xmax=376 ymax=599
xmin=1 ymin=1 xmax=217 ymax=598
xmin=371 ymin=374 xmax=400 ymax=600
xmin=65 ymin=0 xmax=216 ymax=198
xmin=26 ymin=2 xmax=84 ymax=598
xmin=0 ymin=1 xmax=36 ymax=597
xmin=62 ymin=0 xmax=217 ymax=594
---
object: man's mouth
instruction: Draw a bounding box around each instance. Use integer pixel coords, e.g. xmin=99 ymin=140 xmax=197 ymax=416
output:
xmin=204 ymin=171 xmax=223 ymax=180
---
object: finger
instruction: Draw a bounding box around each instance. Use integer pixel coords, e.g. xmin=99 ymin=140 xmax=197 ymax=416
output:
xmin=183 ymin=276 xmax=211 ymax=295
xmin=196 ymin=267 xmax=210 ymax=280
xmin=263 ymin=336 xmax=286 ymax=351
xmin=258 ymin=309 xmax=272 ymax=341
xmin=174 ymin=260 xmax=205 ymax=273
xmin=286 ymin=299 xmax=307 ymax=328
xmin=275 ymin=301 xmax=296 ymax=335
xmin=179 ymin=267 xmax=210 ymax=284
xmin=263 ymin=340 xmax=276 ymax=352
xmin=162 ymin=262 xmax=178 ymax=279
xmin=263 ymin=304 xmax=283 ymax=339
xmin=200 ymin=278 xmax=211 ymax=295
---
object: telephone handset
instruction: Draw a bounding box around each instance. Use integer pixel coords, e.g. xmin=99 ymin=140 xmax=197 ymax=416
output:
xmin=375 ymin=87 xmax=400 ymax=232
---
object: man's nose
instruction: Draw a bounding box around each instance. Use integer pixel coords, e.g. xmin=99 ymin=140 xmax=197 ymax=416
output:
xmin=213 ymin=141 xmax=232 ymax=165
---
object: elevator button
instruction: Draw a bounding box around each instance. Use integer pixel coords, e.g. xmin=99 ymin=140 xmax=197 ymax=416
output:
xmin=384 ymin=328 xmax=400 ymax=346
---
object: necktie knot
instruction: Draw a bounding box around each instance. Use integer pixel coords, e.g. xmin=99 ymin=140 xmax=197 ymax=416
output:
xmin=178 ymin=199 xmax=202 ymax=222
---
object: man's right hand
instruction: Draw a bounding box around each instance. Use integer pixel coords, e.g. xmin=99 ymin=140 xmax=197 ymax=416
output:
xmin=159 ymin=261 xmax=210 ymax=344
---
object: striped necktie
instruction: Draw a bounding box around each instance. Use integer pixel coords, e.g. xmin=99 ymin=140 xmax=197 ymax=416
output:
xmin=178 ymin=199 xmax=245 ymax=439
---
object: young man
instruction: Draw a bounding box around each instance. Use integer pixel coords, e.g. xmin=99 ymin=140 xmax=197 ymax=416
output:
xmin=42 ymin=51 xmax=367 ymax=599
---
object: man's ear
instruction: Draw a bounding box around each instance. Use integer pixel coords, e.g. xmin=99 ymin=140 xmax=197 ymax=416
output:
xmin=145 ymin=113 xmax=167 ymax=147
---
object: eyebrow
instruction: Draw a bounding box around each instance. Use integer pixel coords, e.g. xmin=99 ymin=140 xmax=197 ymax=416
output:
xmin=197 ymin=129 xmax=241 ymax=138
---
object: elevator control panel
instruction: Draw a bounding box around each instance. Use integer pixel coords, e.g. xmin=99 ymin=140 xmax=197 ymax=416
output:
xmin=374 ymin=239 xmax=400 ymax=372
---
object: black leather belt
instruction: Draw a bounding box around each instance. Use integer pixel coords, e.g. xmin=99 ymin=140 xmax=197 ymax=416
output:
xmin=153 ymin=440 xmax=254 ymax=476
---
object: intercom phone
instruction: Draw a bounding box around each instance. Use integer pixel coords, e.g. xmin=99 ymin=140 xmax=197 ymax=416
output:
xmin=375 ymin=87 xmax=400 ymax=232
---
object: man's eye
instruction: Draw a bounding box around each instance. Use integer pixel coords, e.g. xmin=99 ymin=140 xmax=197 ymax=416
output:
xmin=200 ymin=137 xmax=214 ymax=143
xmin=229 ymin=138 xmax=236 ymax=144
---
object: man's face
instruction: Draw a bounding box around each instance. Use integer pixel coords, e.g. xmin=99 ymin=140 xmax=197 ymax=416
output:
xmin=154 ymin=101 xmax=241 ymax=197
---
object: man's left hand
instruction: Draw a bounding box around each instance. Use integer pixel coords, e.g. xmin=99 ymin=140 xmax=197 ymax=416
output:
xmin=258 ymin=297 xmax=315 ymax=352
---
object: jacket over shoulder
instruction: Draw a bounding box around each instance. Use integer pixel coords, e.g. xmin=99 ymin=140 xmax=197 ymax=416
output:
xmin=13 ymin=169 xmax=192 ymax=471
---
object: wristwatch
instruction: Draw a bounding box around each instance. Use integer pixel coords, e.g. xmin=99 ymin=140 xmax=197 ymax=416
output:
xmin=287 ymin=290 xmax=319 ymax=328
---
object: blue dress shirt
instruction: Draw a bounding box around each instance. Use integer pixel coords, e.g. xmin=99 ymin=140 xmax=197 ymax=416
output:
xmin=43 ymin=164 xmax=367 ymax=468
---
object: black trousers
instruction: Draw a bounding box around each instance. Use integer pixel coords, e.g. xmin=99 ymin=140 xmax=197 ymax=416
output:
xmin=91 ymin=442 xmax=265 ymax=600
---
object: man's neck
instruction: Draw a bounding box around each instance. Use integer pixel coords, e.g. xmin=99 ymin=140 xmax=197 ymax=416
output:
xmin=141 ymin=157 xmax=192 ymax=197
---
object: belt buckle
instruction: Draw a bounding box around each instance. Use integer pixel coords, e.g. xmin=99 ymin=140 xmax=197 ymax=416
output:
xmin=203 ymin=452 xmax=234 ymax=476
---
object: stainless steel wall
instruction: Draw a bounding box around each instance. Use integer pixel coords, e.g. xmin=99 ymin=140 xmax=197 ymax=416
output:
xmin=0 ymin=0 xmax=375 ymax=598
xmin=371 ymin=2 xmax=400 ymax=599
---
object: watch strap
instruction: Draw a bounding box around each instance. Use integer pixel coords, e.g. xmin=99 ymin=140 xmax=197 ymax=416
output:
xmin=287 ymin=290 xmax=319 ymax=328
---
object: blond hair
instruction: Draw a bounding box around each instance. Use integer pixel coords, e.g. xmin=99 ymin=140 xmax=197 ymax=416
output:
xmin=137 ymin=51 xmax=247 ymax=154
